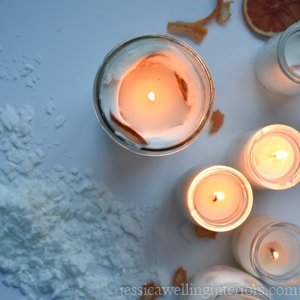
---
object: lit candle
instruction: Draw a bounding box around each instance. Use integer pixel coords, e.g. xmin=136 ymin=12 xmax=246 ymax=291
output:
xmin=93 ymin=34 xmax=215 ymax=155
xmin=227 ymin=124 xmax=300 ymax=189
xmin=176 ymin=165 xmax=253 ymax=232
xmin=182 ymin=265 xmax=272 ymax=300
xmin=232 ymin=215 xmax=300 ymax=286
xmin=118 ymin=56 xmax=191 ymax=133
xmin=254 ymin=21 xmax=300 ymax=95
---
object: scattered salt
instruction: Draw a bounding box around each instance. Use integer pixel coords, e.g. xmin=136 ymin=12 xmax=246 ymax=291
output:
xmin=46 ymin=101 xmax=56 ymax=115
xmin=0 ymin=103 xmax=161 ymax=299
xmin=55 ymin=115 xmax=66 ymax=128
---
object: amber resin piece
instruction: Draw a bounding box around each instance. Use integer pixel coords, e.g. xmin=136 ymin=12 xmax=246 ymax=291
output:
xmin=195 ymin=225 xmax=218 ymax=239
xmin=140 ymin=282 xmax=163 ymax=300
xmin=167 ymin=0 xmax=233 ymax=43
xmin=109 ymin=110 xmax=148 ymax=145
xmin=172 ymin=266 xmax=187 ymax=287
xmin=208 ymin=109 xmax=224 ymax=135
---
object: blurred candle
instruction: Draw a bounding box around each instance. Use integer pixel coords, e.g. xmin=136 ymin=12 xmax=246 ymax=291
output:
xmin=181 ymin=265 xmax=273 ymax=300
xmin=227 ymin=125 xmax=300 ymax=189
xmin=176 ymin=165 xmax=253 ymax=232
xmin=232 ymin=215 xmax=300 ymax=286
xmin=254 ymin=21 xmax=300 ymax=95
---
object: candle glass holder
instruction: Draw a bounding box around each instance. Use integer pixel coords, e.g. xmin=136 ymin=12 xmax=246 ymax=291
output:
xmin=232 ymin=215 xmax=300 ymax=287
xmin=254 ymin=21 xmax=300 ymax=95
xmin=93 ymin=34 xmax=214 ymax=156
xmin=227 ymin=125 xmax=300 ymax=190
xmin=176 ymin=165 xmax=253 ymax=232
xmin=181 ymin=265 xmax=272 ymax=300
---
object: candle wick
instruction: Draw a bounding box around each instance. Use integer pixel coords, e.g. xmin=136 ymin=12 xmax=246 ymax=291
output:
xmin=212 ymin=191 xmax=224 ymax=202
xmin=273 ymin=151 xmax=288 ymax=160
xmin=269 ymin=248 xmax=279 ymax=260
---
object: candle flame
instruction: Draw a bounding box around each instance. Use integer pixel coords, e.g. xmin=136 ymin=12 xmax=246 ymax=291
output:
xmin=270 ymin=248 xmax=279 ymax=260
xmin=212 ymin=191 xmax=225 ymax=202
xmin=148 ymin=92 xmax=155 ymax=101
xmin=274 ymin=151 xmax=288 ymax=160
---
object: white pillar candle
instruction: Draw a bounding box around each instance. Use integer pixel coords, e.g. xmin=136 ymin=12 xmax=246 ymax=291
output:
xmin=254 ymin=21 xmax=300 ymax=95
xmin=181 ymin=265 xmax=272 ymax=300
xmin=232 ymin=214 xmax=300 ymax=286
xmin=176 ymin=165 xmax=253 ymax=232
xmin=93 ymin=34 xmax=214 ymax=156
xmin=227 ymin=124 xmax=300 ymax=190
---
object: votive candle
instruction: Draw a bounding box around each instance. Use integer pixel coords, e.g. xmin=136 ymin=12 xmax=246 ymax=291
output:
xmin=227 ymin=125 xmax=300 ymax=189
xmin=176 ymin=165 xmax=253 ymax=232
xmin=232 ymin=214 xmax=300 ymax=286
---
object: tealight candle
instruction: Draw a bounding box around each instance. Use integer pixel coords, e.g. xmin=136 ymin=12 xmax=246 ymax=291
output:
xmin=180 ymin=265 xmax=272 ymax=300
xmin=232 ymin=215 xmax=300 ymax=287
xmin=176 ymin=165 xmax=253 ymax=232
xmin=227 ymin=124 xmax=300 ymax=189
xmin=93 ymin=34 xmax=215 ymax=156
xmin=254 ymin=21 xmax=300 ymax=95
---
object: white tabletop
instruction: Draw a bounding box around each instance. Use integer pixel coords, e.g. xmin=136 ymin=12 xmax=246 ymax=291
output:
xmin=0 ymin=1 xmax=300 ymax=299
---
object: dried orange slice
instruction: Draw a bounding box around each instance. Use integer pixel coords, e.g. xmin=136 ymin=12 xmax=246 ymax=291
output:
xmin=243 ymin=0 xmax=300 ymax=37
xmin=167 ymin=0 xmax=233 ymax=43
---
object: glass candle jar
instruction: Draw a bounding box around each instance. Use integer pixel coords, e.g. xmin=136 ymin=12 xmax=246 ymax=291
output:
xmin=227 ymin=125 xmax=300 ymax=190
xmin=93 ymin=34 xmax=214 ymax=156
xmin=176 ymin=165 xmax=253 ymax=232
xmin=180 ymin=265 xmax=272 ymax=300
xmin=232 ymin=215 xmax=300 ymax=287
xmin=254 ymin=21 xmax=300 ymax=95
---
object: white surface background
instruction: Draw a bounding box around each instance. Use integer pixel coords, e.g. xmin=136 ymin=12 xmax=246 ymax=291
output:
xmin=0 ymin=1 xmax=300 ymax=299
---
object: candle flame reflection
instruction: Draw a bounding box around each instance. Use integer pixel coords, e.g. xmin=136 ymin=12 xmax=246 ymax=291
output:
xmin=212 ymin=191 xmax=225 ymax=202
xmin=270 ymin=248 xmax=279 ymax=260
xmin=148 ymin=92 xmax=155 ymax=101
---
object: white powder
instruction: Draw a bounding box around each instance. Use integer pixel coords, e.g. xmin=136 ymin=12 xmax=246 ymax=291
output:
xmin=0 ymin=104 xmax=162 ymax=299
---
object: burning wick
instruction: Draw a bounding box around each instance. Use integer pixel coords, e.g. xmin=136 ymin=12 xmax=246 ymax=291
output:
xmin=273 ymin=151 xmax=288 ymax=160
xmin=148 ymin=92 xmax=155 ymax=101
xmin=269 ymin=248 xmax=279 ymax=260
xmin=213 ymin=191 xmax=225 ymax=202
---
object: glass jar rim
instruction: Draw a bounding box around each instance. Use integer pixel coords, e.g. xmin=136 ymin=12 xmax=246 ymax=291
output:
xmin=93 ymin=33 xmax=215 ymax=156
xmin=251 ymin=221 xmax=300 ymax=287
xmin=277 ymin=21 xmax=300 ymax=84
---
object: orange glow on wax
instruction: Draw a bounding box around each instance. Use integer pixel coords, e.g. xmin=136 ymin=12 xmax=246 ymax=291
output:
xmin=118 ymin=63 xmax=191 ymax=132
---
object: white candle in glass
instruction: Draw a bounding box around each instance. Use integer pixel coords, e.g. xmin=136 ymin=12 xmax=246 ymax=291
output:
xmin=254 ymin=21 xmax=300 ymax=95
xmin=176 ymin=165 xmax=253 ymax=232
xmin=227 ymin=124 xmax=300 ymax=190
xmin=93 ymin=34 xmax=215 ymax=156
xmin=180 ymin=265 xmax=273 ymax=300
xmin=232 ymin=214 xmax=300 ymax=286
